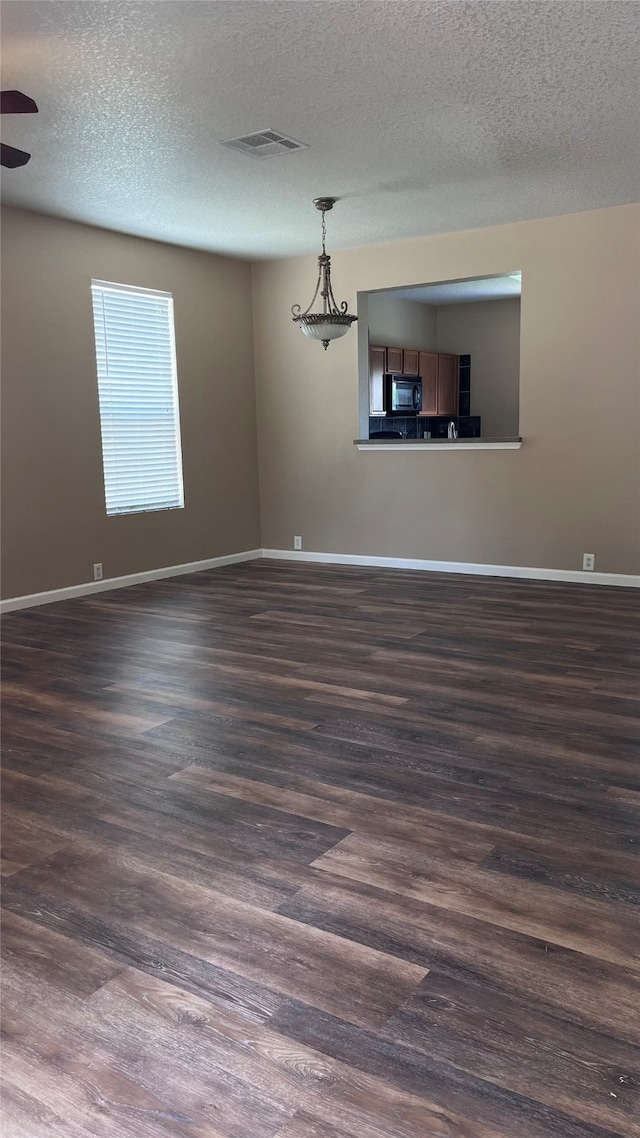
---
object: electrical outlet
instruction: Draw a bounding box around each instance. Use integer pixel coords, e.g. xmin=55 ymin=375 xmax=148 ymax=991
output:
xmin=293 ymin=536 xmax=302 ymax=551
xmin=582 ymin=553 xmax=595 ymax=571
xmin=93 ymin=563 xmax=103 ymax=581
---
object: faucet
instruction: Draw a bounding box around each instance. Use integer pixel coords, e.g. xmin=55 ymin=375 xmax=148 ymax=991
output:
xmin=447 ymin=420 xmax=458 ymax=439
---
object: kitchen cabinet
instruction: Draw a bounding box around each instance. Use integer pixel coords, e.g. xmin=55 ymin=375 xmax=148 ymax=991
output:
xmin=419 ymin=352 xmax=438 ymax=414
xmin=386 ymin=347 xmax=419 ymax=375
xmin=402 ymin=349 xmax=419 ymax=376
xmin=386 ymin=346 xmax=403 ymax=373
xmin=418 ymin=351 xmax=458 ymax=416
xmin=436 ymin=353 xmax=459 ymax=415
xmin=369 ymin=345 xmax=387 ymax=415
xmin=369 ymin=345 xmax=459 ymax=416
xmin=369 ymin=344 xmax=418 ymax=414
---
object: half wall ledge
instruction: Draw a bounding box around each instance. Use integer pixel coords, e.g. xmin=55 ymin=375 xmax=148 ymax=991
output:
xmin=354 ymin=438 xmax=523 ymax=451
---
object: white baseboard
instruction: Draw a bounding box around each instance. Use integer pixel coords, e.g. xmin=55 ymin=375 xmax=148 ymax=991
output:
xmin=261 ymin=548 xmax=640 ymax=588
xmin=0 ymin=549 xmax=263 ymax=614
xmin=2 ymin=546 xmax=637 ymax=612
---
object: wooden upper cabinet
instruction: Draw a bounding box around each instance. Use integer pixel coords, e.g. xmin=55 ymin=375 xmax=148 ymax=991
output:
xmin=369 ymin=345 xmax=459 ymax=417
xmin=419 ymin=352 xmax=438 ymax=415
xmin=386 ymin=346 xmax=403 ymax=373
xmin=437 ymin=353 xmax=459 ymax=415
xmin=403 ymin=349 xmax=419 ymax=376
xmin=369 ymin=345 xmax=387 ymax=415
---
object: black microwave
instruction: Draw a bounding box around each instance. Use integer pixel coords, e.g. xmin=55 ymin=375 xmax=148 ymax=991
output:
xmin=384 ymin=374 xmax=422 ymax=414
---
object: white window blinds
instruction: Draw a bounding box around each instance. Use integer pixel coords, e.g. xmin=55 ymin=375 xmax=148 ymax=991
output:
xmin=91 ymin=280 xmax=185 ymax=517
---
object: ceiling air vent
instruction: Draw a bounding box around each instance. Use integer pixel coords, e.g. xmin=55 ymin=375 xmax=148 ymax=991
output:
xmin=220 ymin=129 xmax=308 ymax=158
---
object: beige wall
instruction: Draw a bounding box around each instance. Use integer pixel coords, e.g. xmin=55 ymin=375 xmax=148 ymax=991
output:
xmin=252 ymin=205 xmax=640 ymax=575
xmin=3 ymin=204 xmax=639 ymax=596
xmin=436 ymin=297 xmax=521 ymax=437
xmin=367 ymin=293 xmax=437 ymax=352
xmin=1 ymin=208 xmax=261 ymax=599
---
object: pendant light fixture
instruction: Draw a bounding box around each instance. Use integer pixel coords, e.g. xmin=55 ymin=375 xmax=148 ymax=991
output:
xmin=291 ymin=197 xmax=357 ymax=350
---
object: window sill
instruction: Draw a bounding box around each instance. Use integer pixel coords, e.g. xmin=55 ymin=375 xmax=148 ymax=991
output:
xmin=355 ymin=437 xmax=522 ymax=451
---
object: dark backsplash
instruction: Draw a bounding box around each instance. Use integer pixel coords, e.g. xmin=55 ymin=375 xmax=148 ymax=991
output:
xmin=369 ymin=415 xmax=481 ymax=439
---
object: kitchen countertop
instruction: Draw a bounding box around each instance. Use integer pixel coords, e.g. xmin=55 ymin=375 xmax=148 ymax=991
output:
xmin=355 ymin=437 xmax=523 ymax=451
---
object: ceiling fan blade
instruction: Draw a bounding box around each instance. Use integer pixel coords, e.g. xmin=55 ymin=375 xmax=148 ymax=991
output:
xmin=0 ymin=90 xmax=38 ymax=114
xmin=1 ymin=143 xmax=31 ymax=168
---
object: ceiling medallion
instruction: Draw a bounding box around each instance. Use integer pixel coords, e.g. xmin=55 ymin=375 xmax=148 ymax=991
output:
xmin=291 ymin=197 xmax=357 ymax=350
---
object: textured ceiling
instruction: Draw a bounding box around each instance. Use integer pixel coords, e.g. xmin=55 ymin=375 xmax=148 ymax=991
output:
xmin=1 ymin=1 xmax=639 ymax=260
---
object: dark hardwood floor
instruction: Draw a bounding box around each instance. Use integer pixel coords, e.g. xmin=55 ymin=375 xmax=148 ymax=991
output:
xmin=1 ymin=559 xmax=639 ymax=1138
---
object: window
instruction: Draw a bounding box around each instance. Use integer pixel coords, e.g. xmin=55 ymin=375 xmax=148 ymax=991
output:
xmin=91 ymin=280 xmax=185 ymax=516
